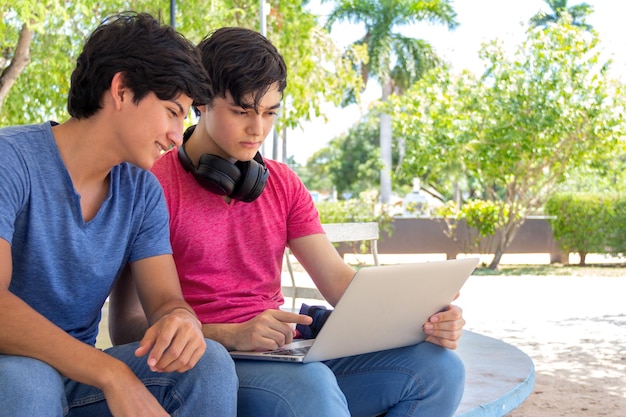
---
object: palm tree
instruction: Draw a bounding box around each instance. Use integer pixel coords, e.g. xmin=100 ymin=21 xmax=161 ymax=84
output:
xmin=323 ymin=0 xmax=458 ymax=204
xmin=530 ymin=0 xmax=594 ymax=30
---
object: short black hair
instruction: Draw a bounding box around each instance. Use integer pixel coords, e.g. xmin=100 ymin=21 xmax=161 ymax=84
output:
xmin=196 ymin=27 xmax=287 ymax=111
xmin=68 ymin=11 xmax=211 ymax=118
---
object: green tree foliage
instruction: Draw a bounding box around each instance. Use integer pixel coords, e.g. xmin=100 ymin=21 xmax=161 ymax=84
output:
xmin=436 ymin=199 xmax=518 ymax=255
xmin=0 ymin=0 xmax=174 ymax=124
xmin=323 ymin=0 xmax=458 ymax=204
xmin=0 ymin=0 xmax=363 ymax=137
xmin=304 ymin=113 xmax=382 ymax=197
xmin=296 ymin=146 xmax=336 ymax=194
xmin=316 ymin=191 xmax=388 ymax=223
xmin=391 ymin=20 xmax=626 ymax=269
xmin=530 ymin=0 xmax=594 ymax=30
xmin=1 ymin=1 xmax=87 ymax=124
xmin=555 ymin=151 xmax=626 ymax=194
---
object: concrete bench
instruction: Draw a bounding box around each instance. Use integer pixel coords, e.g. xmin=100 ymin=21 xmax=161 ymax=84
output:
xmin=455 ymin=331 xmax=535 ymax=416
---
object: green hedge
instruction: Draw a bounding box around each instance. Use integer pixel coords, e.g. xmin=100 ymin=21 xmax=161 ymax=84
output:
xmin=544 ymin=193 xmax=626 ymax=264
xmin=315 ymin=191 xmax=393 ymax=232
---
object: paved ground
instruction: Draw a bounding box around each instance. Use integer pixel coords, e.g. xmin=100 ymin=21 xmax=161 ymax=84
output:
xmin=459 ymin=274 xmax=626 ymax=416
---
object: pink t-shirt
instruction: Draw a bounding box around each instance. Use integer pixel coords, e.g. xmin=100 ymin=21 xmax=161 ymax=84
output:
xmin=151 ymin=149 xmax=323 ymax=323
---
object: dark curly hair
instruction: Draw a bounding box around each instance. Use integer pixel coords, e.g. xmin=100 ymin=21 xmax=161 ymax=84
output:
xmin=196 ymin=27 xmax=287 ymax=111
xmin=68 ymin=11 xmax=211 ymax=119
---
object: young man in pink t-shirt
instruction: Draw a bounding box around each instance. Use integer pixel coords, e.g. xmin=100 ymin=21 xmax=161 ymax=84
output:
xmin=110 ymin=27 xmax=466 ymax=417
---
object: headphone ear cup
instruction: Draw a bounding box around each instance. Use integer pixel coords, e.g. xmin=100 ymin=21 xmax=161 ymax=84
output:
xmin=194 ymin=154 xmax=242 ymax=196
xmin=177 ymin=143 xmax=268 ymax=202
xmin=231 ymin=158 xmax=269 ymax=202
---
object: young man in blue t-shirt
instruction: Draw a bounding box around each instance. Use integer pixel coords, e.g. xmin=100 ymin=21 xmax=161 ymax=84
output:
xmin=0 ymin=12 xmax=237 ymax=417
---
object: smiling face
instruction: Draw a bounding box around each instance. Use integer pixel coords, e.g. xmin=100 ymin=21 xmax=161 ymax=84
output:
xmin=120 ymin=91 xmax=193 ymax=170
xmin=198 ymin=84 xmax=281 ymax=162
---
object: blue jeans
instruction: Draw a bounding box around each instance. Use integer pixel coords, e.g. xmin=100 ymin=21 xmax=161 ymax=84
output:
xmin=0 ymin=340 xmax=238 ymax=416
xmin=235 ymin=341 xmax=465 ymax=417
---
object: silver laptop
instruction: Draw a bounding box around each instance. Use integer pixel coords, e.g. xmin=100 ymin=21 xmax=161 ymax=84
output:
xmin=229 ymin=257 xmax=479 ymax=363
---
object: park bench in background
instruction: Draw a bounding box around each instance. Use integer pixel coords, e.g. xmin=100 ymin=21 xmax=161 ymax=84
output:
xmin=281 ymin=222 xmax=380 ymax=310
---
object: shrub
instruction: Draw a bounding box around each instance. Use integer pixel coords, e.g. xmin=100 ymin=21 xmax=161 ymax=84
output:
xmin=545 ymin=193 xmax=617 ymax=265
xmin=435 ymin=199 xmax=513 ymax=254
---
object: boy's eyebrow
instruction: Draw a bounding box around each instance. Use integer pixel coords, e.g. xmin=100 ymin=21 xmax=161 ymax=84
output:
xmin=171 ymin=99 xmax=186 ymax=115
xmin=235 ymin=99 xmax=281 ymax=111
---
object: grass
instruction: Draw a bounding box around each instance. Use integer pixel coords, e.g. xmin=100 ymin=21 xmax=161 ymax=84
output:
xmin=472 ymin=263 xmax=626 ymax=277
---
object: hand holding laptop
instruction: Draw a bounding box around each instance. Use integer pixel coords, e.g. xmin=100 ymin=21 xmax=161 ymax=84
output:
xmin=424 ymin=304 xmax=465 ymax=350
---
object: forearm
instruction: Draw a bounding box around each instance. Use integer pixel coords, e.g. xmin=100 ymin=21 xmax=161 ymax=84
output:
xmin=110 ymin=299 xmax=199 ymax=346
xmin=201 ymin=322 xmax=240 ymax=351
xmin=147 ymin=300 xmax=197 ymax=326
xmin=108 ymin=274 xmax=149 ymax=345
xmin=109 ymin=261 xmax=198 ymax=345
xmin=289 ymin=234 xmax=356 ymax=307
xmin=109 ymin=313 xmax=148 ymax=345
xmin=120 ymin=254 xmax=201 ymax=338
xmin=309 ymin=261 xmax=355 ymax=306
xmin=0 ymin=290 xmax=133 ymax=389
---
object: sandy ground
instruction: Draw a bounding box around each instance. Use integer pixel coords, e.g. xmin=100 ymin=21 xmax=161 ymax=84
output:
xmin=459 ymin=274 xmax=626 ymax=417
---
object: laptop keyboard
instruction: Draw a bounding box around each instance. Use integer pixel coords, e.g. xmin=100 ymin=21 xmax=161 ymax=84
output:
xmin=264 ymin=346 xmax=310 ymax=356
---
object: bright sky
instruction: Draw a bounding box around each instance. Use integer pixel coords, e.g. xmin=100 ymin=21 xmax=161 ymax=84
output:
xmin=285 ymin=0 xmax=626 ymax=164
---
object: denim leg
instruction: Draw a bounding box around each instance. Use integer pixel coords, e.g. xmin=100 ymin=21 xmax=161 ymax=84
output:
xmin=325 ymin=342 xmax=466 ymax=417
xmin=0 ymin=355 xmax=67 ymax=417
xmin=64 ymin=339 xmax=237 ymax=417
xmin=235 ymin=360 xmax=350 ymax=417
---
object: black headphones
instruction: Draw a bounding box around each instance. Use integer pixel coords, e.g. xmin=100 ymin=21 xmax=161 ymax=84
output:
xmin=177 ymin=125 xmax=269 ymax=202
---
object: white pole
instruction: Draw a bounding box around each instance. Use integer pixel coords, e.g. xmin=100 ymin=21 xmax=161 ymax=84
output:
xmin=260 ymin=0 xmax=266 ymax=36
xmin=260 ymin=1 xmax=268 ymax=156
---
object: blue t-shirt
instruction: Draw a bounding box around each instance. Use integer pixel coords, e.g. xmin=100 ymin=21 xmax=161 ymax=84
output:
xmin=0 ymin=122 xmax=172 ymax=346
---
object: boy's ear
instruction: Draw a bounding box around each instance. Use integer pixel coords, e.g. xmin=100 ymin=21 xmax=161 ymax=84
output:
xmin=109 ymin=72 xmax=128 ymax=109
xmin=196 ymin=104 xmax=209 ymax=115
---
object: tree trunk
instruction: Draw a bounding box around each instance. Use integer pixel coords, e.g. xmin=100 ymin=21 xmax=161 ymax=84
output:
xmin=272 ymin=128 xmax=279 ymax=161
xmin=488 ymin=217 xmax=525 ymax=270
xmin=0 ymin=23 xmax=34 ymax=111
xmin=489 ymin=248 xmax=505 ymax=270
xmin=281 ymin=127 xmax=287 ymax=163
xmin=379 ymin=79 xmax=394 ymax=204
